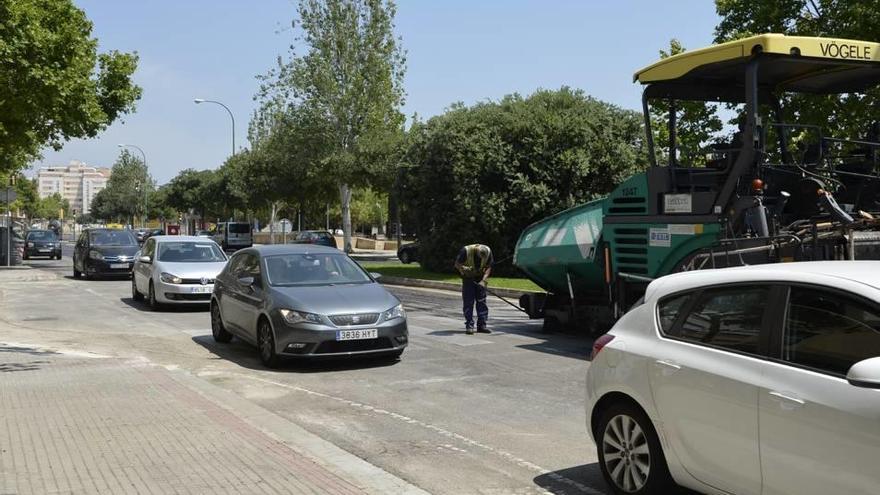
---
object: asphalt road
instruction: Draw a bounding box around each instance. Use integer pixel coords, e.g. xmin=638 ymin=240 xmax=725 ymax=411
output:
xmin=6 ymin=248 xmax=611 ymax=495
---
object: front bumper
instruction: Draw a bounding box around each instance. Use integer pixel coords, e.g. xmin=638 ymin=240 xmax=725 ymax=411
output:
xmin=86 ymin=259 xmax=133 ymax=276
xmin=25 ymin=245 xmax=61 ymax=257
xmin=156 ymin=280 xmax=214 ymax=304
xmin=269 ymin=313 xmax=409 ymax=358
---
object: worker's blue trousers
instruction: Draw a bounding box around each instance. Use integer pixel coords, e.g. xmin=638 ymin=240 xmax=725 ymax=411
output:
xmin=462 ymin=279 xmax=488 ymax=328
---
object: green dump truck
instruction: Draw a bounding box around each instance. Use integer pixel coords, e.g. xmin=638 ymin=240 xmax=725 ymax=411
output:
xmin=514 ymin=34 xmax=880 ymax=333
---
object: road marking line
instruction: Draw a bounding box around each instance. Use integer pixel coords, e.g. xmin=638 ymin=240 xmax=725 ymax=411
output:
xmin=224 ymin=372 xmax=604 ymax=495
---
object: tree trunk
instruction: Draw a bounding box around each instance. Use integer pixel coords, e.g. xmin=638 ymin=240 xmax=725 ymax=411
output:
xmin=340 ymin=183 xmax=352 ymax=253
xmin=269 ymin=201 xmax=277 ymax=244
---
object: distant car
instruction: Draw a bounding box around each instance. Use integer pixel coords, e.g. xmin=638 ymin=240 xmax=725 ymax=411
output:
xmin=397 ymin=242 xmax=419 ymax=264
xmin=292 ymin=230 xmax=338 ymax=249
xmin=334 ymin=228 xmax=344 ymax=236
xmin=134 ymin=228 xmax=150 ymax=243
xmin=23 ymin=230 xmax=61 ymax=260
xmin=72 ymin=228 xmax=139 ymax=279
xmin=212 ymin=222 xmax=253 ymax=251
xmin=210 ymin=244 xmax=408 ymax=368
xmin=132 ymin=236 xmax=228 ymax=310
xmin=586 ymin=261 xmax=880 ymax=495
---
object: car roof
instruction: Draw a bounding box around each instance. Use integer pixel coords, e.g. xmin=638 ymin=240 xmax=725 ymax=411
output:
xmin=150 ymin=235 xmax=214 ymax=243
xmin=248 ymin=244 xmax=340 ymax=256
xmin=645 ymin=261 xmax=880 ymax=302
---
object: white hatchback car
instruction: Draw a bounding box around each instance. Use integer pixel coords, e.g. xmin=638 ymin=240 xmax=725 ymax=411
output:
xmin=132 ymin=236 xmax=228 ymax=310
xmin=586 ymin=261 xmax=880 ymax=495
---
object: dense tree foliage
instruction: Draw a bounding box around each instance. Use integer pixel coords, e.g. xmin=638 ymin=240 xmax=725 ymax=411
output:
xmin=0 ymin=0 xmax=141 ymax=173
xmin=90 ymin=150 xmax=152 ymax=224
xmin=258 ymin=0 xmax=406 ymax=251
xmin=401 ymin=87 xmax=647 ymax=272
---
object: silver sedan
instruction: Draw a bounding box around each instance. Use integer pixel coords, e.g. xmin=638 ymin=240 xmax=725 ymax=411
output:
xmin=132 ymin=236 xmax=228 ymax=310
xmin=209 ymin=244 xmax=408 ymax=368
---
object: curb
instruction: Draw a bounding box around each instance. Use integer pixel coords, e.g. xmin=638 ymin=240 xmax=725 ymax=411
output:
xmin=378 ymin=275 xmax=540 ymax=299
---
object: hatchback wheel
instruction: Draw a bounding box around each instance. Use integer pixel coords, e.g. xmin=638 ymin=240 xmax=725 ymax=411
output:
xmin=211 ymin=302 xmax=233 ymax=343
xmin=131 ymin=277 xmax=144 ymax=302
xmin=258 ymin=319 xmax=280 ymax=368
xmin=597 ymin=403 xmax=674 ymax=494
xmin=399 ymin=251 xmax=411 ymax=264
xmin=148 ymin=281 xmax=161 ymax=311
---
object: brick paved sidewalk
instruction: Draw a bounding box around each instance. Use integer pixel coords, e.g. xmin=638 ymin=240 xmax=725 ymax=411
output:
xmin=0 ymin=343 xmax=425 ymax=495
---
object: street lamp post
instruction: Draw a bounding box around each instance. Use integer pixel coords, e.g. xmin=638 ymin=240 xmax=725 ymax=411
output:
xmin=118 ymin=144 xmax=148 ymax=227
xmin=193 ymin=98 xmax=235 ymax=156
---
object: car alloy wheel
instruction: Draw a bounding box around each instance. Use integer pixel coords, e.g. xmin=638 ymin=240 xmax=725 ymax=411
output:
xmin=258 ymin=320 xmax=280 ymax=368
xmin=602 ymin=414 xmax=650 ymax=492
xmin=148 ymin=281 xmax=160 ymax=311
xmin=131 ymin=277 xmax=144 ymax=302
xmin=211 ymin=303 xmax=232 ymax=343
xmin=597 ymin=403 xmax=674 ymax=495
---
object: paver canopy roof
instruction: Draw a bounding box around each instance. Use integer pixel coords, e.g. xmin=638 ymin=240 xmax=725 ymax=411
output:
xmin=634 ymin=34 xmax=880 ymax=102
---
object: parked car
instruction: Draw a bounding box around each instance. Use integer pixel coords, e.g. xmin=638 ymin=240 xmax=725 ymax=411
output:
xmin=212 ymin=222 xmax=252 ymax=251
xmin=23 ymin=229 xmax=61 ymax=260
xmin=586 ymin=261 xmax=880 ymax=495
xmin=132 ymin=236 xmax=228 ymax=310
xmin=292 ymin=230 xmax=338 ymax=249
xmin=73 ymin=228 xmax=139 ymax=279
xmin=397 ymin=241 xmax=419 ymax=264
xmin=210 ymin=244 xmax=407 ymax=368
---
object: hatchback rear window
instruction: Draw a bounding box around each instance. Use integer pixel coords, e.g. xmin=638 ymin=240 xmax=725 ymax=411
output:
xmin=228 ymin=223 xmax=250 ymax=234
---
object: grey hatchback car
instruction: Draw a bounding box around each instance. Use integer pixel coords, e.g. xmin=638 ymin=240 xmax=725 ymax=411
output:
xmin=210 ymin=244 xmax=408 ymax=368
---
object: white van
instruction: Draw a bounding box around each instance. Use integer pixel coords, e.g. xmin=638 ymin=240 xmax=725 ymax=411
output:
xmin=213 ymin=222 xmax=252 ymax=251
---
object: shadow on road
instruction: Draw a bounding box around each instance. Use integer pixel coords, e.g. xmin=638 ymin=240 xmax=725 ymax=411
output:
xmin=191 ymin=334 xmax=402 ymax=374
xmin=119 ymin=297 xmax=209 ymax=313
xmin=533 ymin=463 xmax=609 ymax=494
xmin=426 ymin=323 xmax=594 ymax=361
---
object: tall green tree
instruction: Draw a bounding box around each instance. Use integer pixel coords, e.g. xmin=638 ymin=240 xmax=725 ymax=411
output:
xmin=260 ymin=0 xmax=406 ymax=252
xmin=0 ymin=0 xmax=141 ymax=173
xmin=91 ymin=150 xmax=152 ymax=224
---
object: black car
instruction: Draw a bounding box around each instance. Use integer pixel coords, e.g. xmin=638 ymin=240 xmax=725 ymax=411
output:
xmin=292 ymin=230 xmax=338 ymax=249
xmin=73 ymin=228 xmax=139 ymax=279
xmin=23 ymin=230 xmax=62 ymax=260
xmin=397 ymin=241 xmax=419 ymax=264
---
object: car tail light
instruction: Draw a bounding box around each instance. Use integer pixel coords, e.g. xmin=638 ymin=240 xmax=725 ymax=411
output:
xmin=590 ymin=334 xmax=615 ymax=360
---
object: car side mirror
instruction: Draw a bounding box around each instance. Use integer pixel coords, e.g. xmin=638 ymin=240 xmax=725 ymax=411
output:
xmin=846 ymin=357 xmax=880 ymax=388
xmin=238 ymin=276 xmax=255 ymax=287
xmin=370 ymin=272 xmax=382 ymax=279
xmin=138 ymin=255 xmax=152 ymax=263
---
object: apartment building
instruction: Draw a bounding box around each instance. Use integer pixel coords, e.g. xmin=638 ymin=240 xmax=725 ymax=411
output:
xmin=36 ymin=161 xmax=111 ymax=214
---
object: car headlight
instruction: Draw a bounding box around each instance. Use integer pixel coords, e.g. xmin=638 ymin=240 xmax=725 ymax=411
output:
xmin=383 ymin=304 xmax=405 ymax=321
xmin=160 ymin=272 xmax=183 ymax=284
xmin=279 ymin=309 xmax=323 ymax=325
xmin=89 ymin=250 xmax=104 ymax=260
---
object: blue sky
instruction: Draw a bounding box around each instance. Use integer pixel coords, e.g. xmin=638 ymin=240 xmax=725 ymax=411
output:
xmin=33 ymin=0 xmax=720 ymax=183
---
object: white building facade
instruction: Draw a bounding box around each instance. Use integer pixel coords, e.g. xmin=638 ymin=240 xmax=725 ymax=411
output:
xmin=36 ymin=161 xmax=111 ymax=215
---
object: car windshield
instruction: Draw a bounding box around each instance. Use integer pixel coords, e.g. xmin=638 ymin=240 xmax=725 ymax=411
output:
xmin=264 ymin=253 xmax=372 ymax=286
xmin=228 ymin=223 xmax=250 ymax=234
xmin=90 ymin=230 xmax=137 ymax=246
xmin=27 ymin=231 xmax=56 ymax=241
xmin=157 ymin=242 xmax=226 ymax=263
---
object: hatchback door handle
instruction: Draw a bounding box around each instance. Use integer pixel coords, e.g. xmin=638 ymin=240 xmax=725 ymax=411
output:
xmin=769 ymin=391 xmax=805 ymax=407
xmin=655 ymin=360 xmax=681 ymax=371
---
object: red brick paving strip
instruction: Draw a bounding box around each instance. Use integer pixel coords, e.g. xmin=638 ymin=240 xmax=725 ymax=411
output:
xmin=0 ymin=352 xmax=367 ymax=494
